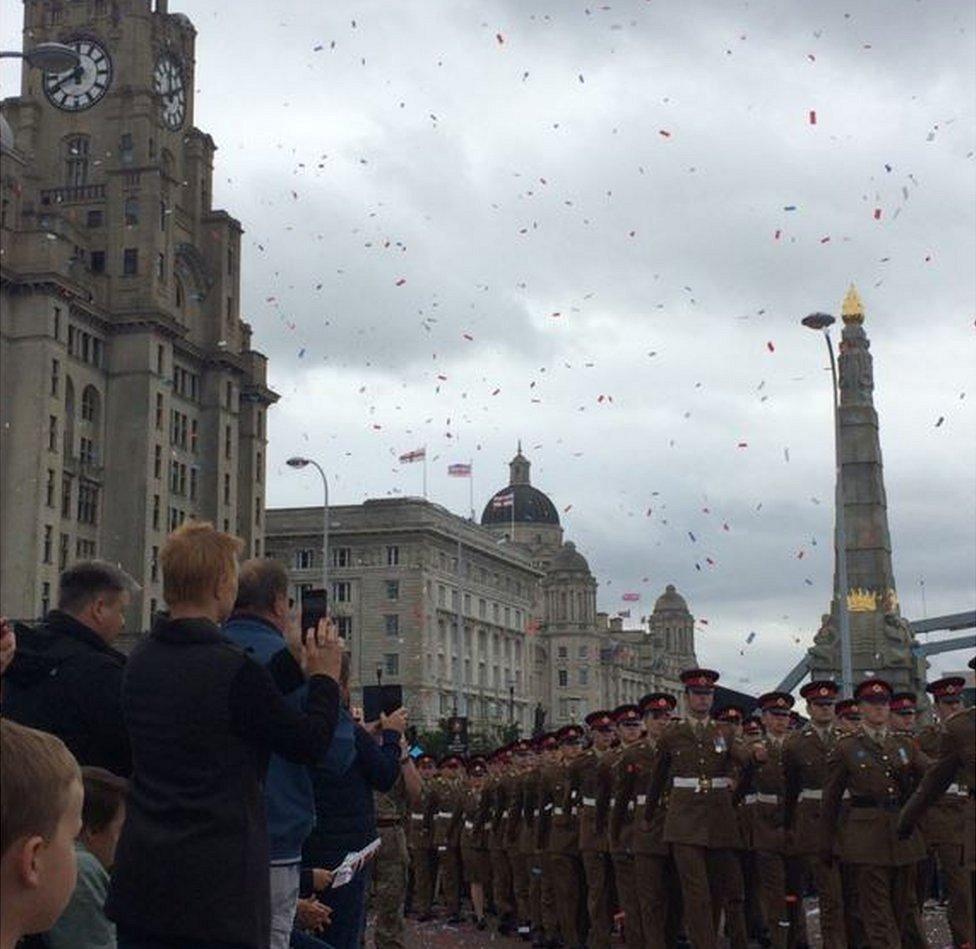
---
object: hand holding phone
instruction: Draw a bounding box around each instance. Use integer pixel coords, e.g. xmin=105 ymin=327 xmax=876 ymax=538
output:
xmin=302 ymin=617 xmax=343 ymax=681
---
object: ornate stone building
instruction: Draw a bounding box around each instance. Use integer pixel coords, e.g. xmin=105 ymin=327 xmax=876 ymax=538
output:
xmin=1 ymin=0 xmax=276 ymax=627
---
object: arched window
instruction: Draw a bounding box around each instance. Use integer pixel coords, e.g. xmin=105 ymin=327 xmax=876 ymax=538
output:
xmin=64 ymin=135 xmax=90 ymax=187
xmin=81 ymin=385 xmax=100 ymax=424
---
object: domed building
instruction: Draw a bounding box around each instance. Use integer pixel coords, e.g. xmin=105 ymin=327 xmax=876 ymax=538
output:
xmin=646 ymin=584 xmax=698 ymax=693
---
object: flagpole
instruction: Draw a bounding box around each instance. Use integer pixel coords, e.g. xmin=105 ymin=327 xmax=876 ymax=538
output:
xmin=468 ymin=458 xmax=474 ymax=521
xmin=422 ymin=447 xmax=428 ymax=500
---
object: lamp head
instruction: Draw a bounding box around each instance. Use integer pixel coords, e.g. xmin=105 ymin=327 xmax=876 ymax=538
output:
xmin=801 ymin=312 xmax=836 ymax=332
xmin=286 ymin=456 xmax=310 ymax=469
xmin=26 ymin=42 xmax=81 ymax=72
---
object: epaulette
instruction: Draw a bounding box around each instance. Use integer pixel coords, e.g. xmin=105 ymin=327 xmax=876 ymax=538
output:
xmin=836 ymin=731 xmax=857 ymax=741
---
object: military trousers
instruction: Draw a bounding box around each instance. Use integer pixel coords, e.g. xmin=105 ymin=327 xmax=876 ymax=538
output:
xmin=372 ymin=826 xmax=408 ymax=949
xmin=633 ymin=853 xmax=681 ymax=949
xmin=854 ymin=863 xmax=925 ymax=949
xmin=841 ymin=861 xmax=867 ymax=949
xmin=489 ymin=847 xmax=514 ymax=919
xmin=932 ymin=842 xmax=975 ymax=948
xmin=756 ymin=851 xmax=789 ymax=949
xmin=547 ymin=852 xmax=584 ymax=947
xmin=410 ymin=846 xmax=435 ymax=915
xmin=437 ymin=844 xmax=462 ymax=915
xmin=511 ymin=850 xmax=531 ymax=931
xmin=739 ymin=849 xmax=766 ymax=939
xmin=802 ymin=854 xmax=847 ymax=949
xmin=672 ymin=844 xmax=747 ymax=949
xmin=611 ymin=852 xmax=643 ymax=949
xmin=580 ymin=850 xmax=612 ymax=949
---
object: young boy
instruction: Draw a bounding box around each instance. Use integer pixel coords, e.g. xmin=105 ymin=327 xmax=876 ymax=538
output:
xmin=0 ymin=719 xmax=83 ymax=949
xmin=47 ymin=767 xmax=129 ymax=949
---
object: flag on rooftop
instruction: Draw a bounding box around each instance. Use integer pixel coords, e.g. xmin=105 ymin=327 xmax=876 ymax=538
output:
xmin=448 ymin=463 xmax=472 ymax=477
xmin=398 ymin=447 xmax=426 ymax=464
xmin=492 ymin=491 xmax=514 ymax=509
xmin=621 ymin=592 xmax=640 ymax=602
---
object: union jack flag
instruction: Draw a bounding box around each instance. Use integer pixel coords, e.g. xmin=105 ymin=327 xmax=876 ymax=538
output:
xmin=398 ymin=448 xmax=426 ymax=464
xmin=448 ymin=463 xmax=472 ymax=477
xmin=492 ymin=491 xmax=514 ymax=509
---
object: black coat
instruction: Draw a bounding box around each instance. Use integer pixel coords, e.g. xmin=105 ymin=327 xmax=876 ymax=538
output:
xmin=104 ymin=616 xmax=340 ymax=948
xmin=2 ymin=610 xmax=131 ymax=775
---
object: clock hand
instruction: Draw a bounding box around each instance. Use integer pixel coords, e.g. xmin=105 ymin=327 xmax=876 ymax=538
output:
xmin=50 ymin=68 xmax=82 ymax=94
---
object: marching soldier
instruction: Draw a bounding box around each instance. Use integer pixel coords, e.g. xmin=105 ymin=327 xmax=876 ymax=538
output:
xmin=821 ymin=678 xmax=929 ymax=949
xmin=607 ymin=704 xmax=647 ymax=948
xmin=890 ymin=692 xmax=919 ymax=735
xmin=570 ymin=710 xmax=616 ymax=949
xmin=531 ymin=734 xmax=561 ymax=947
xmin=910 ymin=675 xmax=974 ymax=948
xmin=736 ymin=712 xmax=768 ymax=944
xmin=782 ymin=679 xmax=846 ymax=949
xmin=487 ymin=747 xmax=517 ymax=935
xmin=646 ymin=668 xmax=756 ymax=949
xmin=617 ymin=692 xmax=681 ymax=949
xmin=460 ymin=756 xmax=491 ymax=929
xmin=508 ymin=739 xmax=534 ymax=939
xmin=407 ymin=754 xmax=439 ymax=921
xmin=432 ymin=755 xmax=465 ymax=922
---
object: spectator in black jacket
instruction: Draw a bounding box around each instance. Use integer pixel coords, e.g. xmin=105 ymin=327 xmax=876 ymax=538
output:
xmin=2 ymin=561 xmax=135 ymax=776
xmin=104 ymin=521 xmax=344 ymax=949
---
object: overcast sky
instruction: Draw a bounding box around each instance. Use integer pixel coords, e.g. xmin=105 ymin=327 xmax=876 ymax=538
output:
xmin=4 ymin=0 xmax=974 ymax=691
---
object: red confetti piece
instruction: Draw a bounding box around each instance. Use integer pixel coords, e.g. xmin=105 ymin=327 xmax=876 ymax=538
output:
xmin=699 ymin=619 xmax=709 ymax=625
xmin=437 ymin=374 xmax=447 ymax=381
xmin=873 ymin=208 xmax=882 ymax=220
xmin=491 ymin=388 xmax=500 ymax=395
xmin=820 ymin=236 xmax=831 ymax=243
xmin=496 ymin=33 xmax=505 ymax=44
xmin=809 ymin=110 xmax=817 ymax=124
xmin=705 ymin=557 xmax=715 ymax=565
xmin=797 ymin=550 xmax=805 ymax=559
xmin=807 ymin=53 xmax=816 ymax=62
xmin=462 ymin=333 xmax=474 ymax=340
xmin=766 ymin=341 xmax=775 ymax=352
xmin=395 ymin=277 xmax=406 ymax=286
xmin=564 ymin=504 xmax=573 ymax=513
xmin=774 ymin=229 xmax=781 ymax=240
xmin=551 ymin=311 xmax=561 ymax=317
xmin=659 ymin=129 xmax=671 ymax=138
xmin=371 ymin=424 xmax=382 ymax=430
xmin=737 ymin=441 xmax=749 ymax=448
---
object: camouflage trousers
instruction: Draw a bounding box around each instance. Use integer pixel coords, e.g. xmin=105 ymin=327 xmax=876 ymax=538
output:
xmin=372 ymin=825 xmax=408 ymax=949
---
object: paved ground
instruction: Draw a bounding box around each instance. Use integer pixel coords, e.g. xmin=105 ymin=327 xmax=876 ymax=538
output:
xmin=366 ymin=901 xmax=955 ymax=948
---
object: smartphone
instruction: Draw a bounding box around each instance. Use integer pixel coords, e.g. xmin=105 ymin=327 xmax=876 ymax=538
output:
xmin=363 ymin=684 xmax=404 ymax=723
xmin=300 ymin=587 xmax=328 ymax=644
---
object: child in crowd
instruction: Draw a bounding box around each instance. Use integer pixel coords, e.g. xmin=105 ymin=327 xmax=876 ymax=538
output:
xmin=0 ymin=719 xmax=83 ymax=949
xmin=47 ymin=767 xmax=129 ymax=949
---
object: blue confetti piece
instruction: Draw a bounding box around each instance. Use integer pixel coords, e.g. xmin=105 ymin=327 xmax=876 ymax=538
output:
xmin=783 ymin=205 xmax=797 ymax=211
xmin=298 ymin=348 xmax=306 ymax=358
xmin=688 ymin=531 xmax=697 ymax=542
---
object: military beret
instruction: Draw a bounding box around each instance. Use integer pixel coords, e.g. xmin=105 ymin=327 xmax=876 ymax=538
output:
xmin=926 ymin=676 xmax=965 ymax=699
xmin=639 ymin=692 xmax=677 ymax=716
xmin=800 ymin=680 xmax=839 ymax=703
xmin=758 ymin=691 xmax=795 ymax=713
xmin=680 ymin=668 xmax=720 ymax=689
xmin=854 ymin=678 xmax=892 ymax=703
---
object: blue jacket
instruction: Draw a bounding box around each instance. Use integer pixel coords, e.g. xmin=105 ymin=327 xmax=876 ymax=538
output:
xmin=303 ymin=708 xmax=401 ymax=862
xmin=223 ymin=613 xmax=315 ymax=863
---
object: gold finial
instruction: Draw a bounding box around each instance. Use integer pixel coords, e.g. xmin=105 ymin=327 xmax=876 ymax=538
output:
xmin=841 ymin=284 xmax=864 ymax=324
xmin=846 ymin=588 xmax=878 ymax=612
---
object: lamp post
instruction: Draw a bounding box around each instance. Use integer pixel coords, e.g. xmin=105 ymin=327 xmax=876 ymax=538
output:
xmin=0 ymin=43 xmax=81 ymax=72
xmin=801 ymin=312 xmax=853 ymax=698
xmin=286 ymin=456 xmax=329 ymax=595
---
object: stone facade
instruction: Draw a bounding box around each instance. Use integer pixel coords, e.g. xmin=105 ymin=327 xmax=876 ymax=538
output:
xmin=1 ymin=0 xmax=276 ymax=628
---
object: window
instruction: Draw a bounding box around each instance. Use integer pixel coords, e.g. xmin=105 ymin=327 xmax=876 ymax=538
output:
xmin=169 ymin=461 xmax=180 ymax=494
xmin=335 ymin=616 xmax=352 ymax=640
xmin=225 ymin=381 xmax=232 ymax=409
xmin=296 ymin=549 xmax=315 ymax=569
xmin=157 ymin=253 xmax=165 ymax=281
xmin=61 ymin=475 xmax=72 ymax=517
xmin=256 ymin=451 xmax=262 ymax=483
xmin=80 ymin=386 xmax=98 ymax=423
xmin=46 ymin=469 xmax=55 ymax=507
xmin=223 ymin=473 xmax=231 ymax=504
xmin=226 ymin=296 xmax=233 ymax=323
xmin=438 ymin=585 xmax=446 ymax=607
xmin=64 ymin=135 xmax=89 ymax=186
xmin=478 ymin=598 xmax=486 ymax=619
xmin=41 ymin=581 xmax=51 ymax=616
xmin=42 ymin=525 xmax=53 ymax=563
xmin=152 ymin=494 xmax=160 ymax=530
xmin=386 ymin=545 xmax=399 ymax=566
xmin=333 ymin=581 xmax=351 ymax=603
xmin=89 ymin=251 xmax=105 ymax=274
xmin=157 ymin=345 xmax=165 ymax=374
xmin=331 ymin=547 xmax=351 ymax=568
xmin=386 ymin=580 xmax=399 ymax=601
xmin=384 ymin=614 xmax=399 ymax=637
xmin=579 ymin=645 xmax=589 ymax=659
xmin=155 ymin=393 xmax=164 ymax=429
xmin=53 ymin=306 xmax=61 ymax=340
xmin=50 ymin=359 xmax=60 ymax=396
xmin=557 ymin=669 xmax=568 ymax=688
xmin=227 ymin=246 xmax=234 ymax=274
xmin=383 ymin=653 xmax=399 ymax=676
xmin=59 ymin=533 xmax=69 ymax=570
xmin=190 ymin=468 xmax=197 ymax=501
xmin=119 ymin=132 xmax=134 ymax=164
xmin=78 ymin=436 xmax=94 ymax=465
xmin=257 ymin=411 xmax=264 ymax=439
xmin=48 ymin=415 xmax=58 ymax=451
xmin=579 ymin=668 xmax=589 ymax=686
xmin=159 ymin=200 xmax=167 ymax=231
xmin=254 ymin=496 xmax=261 ymax=526
xmin=153 ymin=444 xmax=162 ymax=478
xmin=123 ymin=248 xmax=138 ymax=275
xmin=124 ymin=196 xmax=139 ymax=225
xmin=150 ymin=546 xmax=159 ymax=582
xmin=224 ymin=425 xmax=232 ymax=459
xmin=557 ymin=645 xmax=568 ymax=659
xmin=190 ymin=419 xmax=198 ymax=453
xmin=77 ymin=484 xmax=98 ymax=525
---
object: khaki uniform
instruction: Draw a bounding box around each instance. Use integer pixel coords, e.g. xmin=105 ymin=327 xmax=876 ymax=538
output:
xmin=431 ymin=775 xmax=464 ymax=916
xmin=607 ymin=743 xmax=645 ymax=949
xmin=406 ymin=779 xmax=437 ymax=917
xmin=612 ymin=739 xmax=680 ymax=949
xmin=373 ymin=778 xmax=409 ymax=949
xmin=485 ymin=773 xmax=515 ymax=924
xmin=521 ymin=763 xmax=557 ymax=942
xmin=538 ymin=756 xmax=585 ymax=947
xmin=782 ymin=723 xmax=847 ymax=949
xmin=822 ymin=727 xmax=928 ymax=949
xmin=506 ymin=770 xmax=532 ymax=932
xmin=459 ymin=784 xmax=489 ymax=886
xmin=569 ymin=746 xmax=613 ymax=949
xmin=646 ymin=718 xmax=751 ymax=949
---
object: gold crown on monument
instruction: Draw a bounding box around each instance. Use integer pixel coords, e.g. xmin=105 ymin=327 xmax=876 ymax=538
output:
xmin=846 ymin=588 xmax=878 ymax=612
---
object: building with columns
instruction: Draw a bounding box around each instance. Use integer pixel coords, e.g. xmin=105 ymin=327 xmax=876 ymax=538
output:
xmin=1 ymin=0 xmax=276 ymax=627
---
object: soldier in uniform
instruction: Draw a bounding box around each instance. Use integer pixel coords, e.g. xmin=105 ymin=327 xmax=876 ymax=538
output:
xmin=646 ymin=668 xmax=757 ymax=949
xmin=487 ymin=746 xmax=517 ymax=935
xmin=612 ymin=692 xmax=680 ymax=949
xmin=783 ymin=679 xmax=846 ymax=949
xmin=508 ymin=739 xmax=535 ymax=939
xmin=460 ymin=756 xmax=491 ymax=929
xmin=821 ymin=677 xmax=929 ymax=949
xmin=407 ymin=754 xmax=438 ymax=921
xmin=570 ymin=710 xmax=616 ymax=949
xmin=432 ymin=755 xmax=465 ymax=922
xmin=530 ymin=733 xmax=560 ymax=948
xmin=912 ymin=675 xmax=974 ymax=948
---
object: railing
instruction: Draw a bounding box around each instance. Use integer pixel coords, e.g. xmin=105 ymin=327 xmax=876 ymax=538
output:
xmin=40 ymin=183 xmax=106 ymax=205
xmin=62 ymin=452 xmax=104 ymax=481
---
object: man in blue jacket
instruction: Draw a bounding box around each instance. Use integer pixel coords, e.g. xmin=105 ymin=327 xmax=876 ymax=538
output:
xmin=224 ymin=558 xmax=332 ymax=949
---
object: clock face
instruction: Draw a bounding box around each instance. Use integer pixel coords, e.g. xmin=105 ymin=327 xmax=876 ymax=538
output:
xmin=42 ymin=38 xmax=112 ymax=112
xmin=154 ymin=54 xmax=186 ymax=131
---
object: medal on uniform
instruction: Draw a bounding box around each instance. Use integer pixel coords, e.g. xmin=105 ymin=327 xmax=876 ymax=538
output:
xmin=714 ymin=734 xmax=727 ymax=753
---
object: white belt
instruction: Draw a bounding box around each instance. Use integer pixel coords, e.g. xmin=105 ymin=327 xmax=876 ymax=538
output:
xmin=945 ymin=783 xmax=969 ymax=797
xmin=502 ymin=810 xmax=510 ymax=817
xmin=437 ymin=845 xmax=447 ymax=852
xmin=755 ymin=793 xmax=779 ymax=805
xmin=799 ymin=789 xmax=822 ymax=801
xmin=410 ymin=814 xmax=425 ymax=821
xmin=436 ymin=811 xmax=453 ymax=819
xmin=608 ymin=797 xmax=615 ymax=808
xmin=636 ymin=794 xmax=647 ymax=806
xmin=464 ymin=821 xmax=474 ymax=829
xmin=673 ymin=776 xmax=732 ymax=791
xmin=582 ymin=797 xmax=597 ymax=807
xmin=553 ymin=806 xmax=565 ymax=816
xmin=543 ymin=803 xmax=553 ymax=812
xmin=743 ymin=793 xmax=758 ymax=805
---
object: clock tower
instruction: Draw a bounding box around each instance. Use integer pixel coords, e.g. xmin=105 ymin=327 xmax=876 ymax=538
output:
xmin=1 ymin=0 xmax=277 ymax=633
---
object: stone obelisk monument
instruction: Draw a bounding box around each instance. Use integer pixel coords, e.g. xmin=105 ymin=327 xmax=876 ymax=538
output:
xmin=808 ymin=286 xmax=926 ymax=691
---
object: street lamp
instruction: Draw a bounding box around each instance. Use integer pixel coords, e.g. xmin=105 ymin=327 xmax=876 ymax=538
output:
xmin=801 ymin=311 xmax=853 ymax=698
xmin=0 ymin=43 xmax=81 ymax=72
xmin=286 ymin=456 xmax=329 ymax=595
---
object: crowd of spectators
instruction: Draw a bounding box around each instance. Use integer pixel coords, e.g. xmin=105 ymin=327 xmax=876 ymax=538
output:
xmin=0 ymin=520 xmax=411 ymax=949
